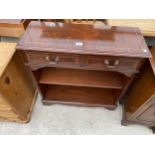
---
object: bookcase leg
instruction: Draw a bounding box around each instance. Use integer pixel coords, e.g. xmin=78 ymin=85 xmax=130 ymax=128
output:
xmin=104 ymin=106 xmax=117 ymax=111
xmin=121 ymin=119 xmax=128 ymax=126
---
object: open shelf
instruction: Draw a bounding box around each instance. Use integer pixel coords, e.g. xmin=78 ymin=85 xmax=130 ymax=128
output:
xmin=42 ymin=85 xmax=116 ymax=107
xmin=39 ymin=68 xmax=123 ymax=89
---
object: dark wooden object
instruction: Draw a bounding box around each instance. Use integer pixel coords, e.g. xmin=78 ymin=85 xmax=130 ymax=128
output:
xmin=122 ymin=47 xmax=155 ymax=133
xmin=17 ymin=21 xmax=151 ymax=109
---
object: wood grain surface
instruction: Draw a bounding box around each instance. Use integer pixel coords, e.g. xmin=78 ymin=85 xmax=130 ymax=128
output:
xmin=106 ymin=19 xmax=155 ymax=37
xmin=17 ymin=21 xmax=151 ymax=58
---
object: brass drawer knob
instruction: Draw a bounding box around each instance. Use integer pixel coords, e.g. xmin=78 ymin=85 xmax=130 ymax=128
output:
xmin=45 ymin=56 xmax=50 ymax=61
xmin=104 ymin=59 xmax=119 ymax=68
xmin=45 ymin=56 xmax=59 ymax=64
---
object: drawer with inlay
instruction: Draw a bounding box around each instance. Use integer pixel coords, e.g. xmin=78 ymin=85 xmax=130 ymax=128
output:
xmin=85 ymin=55 xmax=143 ymax=73
xmin=24 ymin=51 xmax=143 ymax=74
xmin=25 ymin=52 xmax=81 ymax=67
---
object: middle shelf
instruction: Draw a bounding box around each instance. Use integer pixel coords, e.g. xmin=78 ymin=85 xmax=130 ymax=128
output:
xmin=38 ymin=68 xmax=124 ymax=89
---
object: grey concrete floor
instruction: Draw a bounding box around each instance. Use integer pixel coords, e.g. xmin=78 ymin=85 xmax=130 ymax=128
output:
xmin=0 ymin=94 xmax=152 ymax=135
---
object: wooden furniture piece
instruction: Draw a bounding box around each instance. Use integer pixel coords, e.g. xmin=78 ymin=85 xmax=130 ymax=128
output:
xmin=17 ymin=21 xmax=151 ymax=109
xmin=122 ymin=47 xmax=155 ymax=133
xmin=106 ymin=19 xmax=155 ymax=37
xmin=0 ymin=42 xmax=37 ymax=123
xmin=0 ymin=19 xmax=30 ymax=38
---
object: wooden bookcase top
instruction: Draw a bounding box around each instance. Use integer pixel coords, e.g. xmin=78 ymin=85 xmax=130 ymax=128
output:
xmin=17 ymin=21 xmax=151 ymax=58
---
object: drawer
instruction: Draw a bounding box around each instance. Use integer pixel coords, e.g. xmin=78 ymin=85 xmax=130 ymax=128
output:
xmin=137 ymin=104 xmax=155 ymax=123
xmin=25 ymin=52 xmax=80 ymax=67
xmin=85 ymin=55 xmax=142 ymax=73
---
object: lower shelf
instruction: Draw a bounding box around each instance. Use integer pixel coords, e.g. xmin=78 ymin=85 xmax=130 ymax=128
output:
xmin=42 ymin=85 xmax=117 ymax=108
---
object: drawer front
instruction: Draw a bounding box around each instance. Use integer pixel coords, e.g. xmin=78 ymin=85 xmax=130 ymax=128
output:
xmin=25 ymin=52 xmax=80 ymax=67
xmin=85 ymin=56 xmax=142 ymax=72
xmin=137 ymin=104 xmax=155 ymax=123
